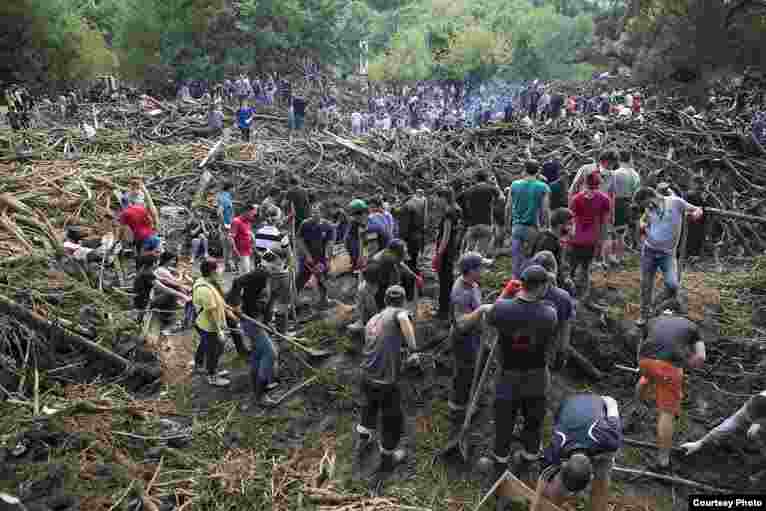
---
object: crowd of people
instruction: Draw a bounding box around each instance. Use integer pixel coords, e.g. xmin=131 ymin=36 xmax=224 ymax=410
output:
xmin=61 ymin=146 xmax=766 ymax=507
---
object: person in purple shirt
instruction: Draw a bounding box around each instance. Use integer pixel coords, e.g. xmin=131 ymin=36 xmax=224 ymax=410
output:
xmin=752 ymin=112 xmax=766 ymax=146
xmin=533 ymin=394 xmax=623 ymax=511
xmin=295 ymin=203 xmax=335 ymax=309
xmin=366 ymin=198 xmax=393 ymax=257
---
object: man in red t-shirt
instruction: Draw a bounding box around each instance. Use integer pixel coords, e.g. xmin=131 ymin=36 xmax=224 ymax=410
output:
xmin=568 ymin=172 xmax=611 ymax=302
xmin=229 ymin=206 xmax=258 ymax=274
xmin=119 ymin=204 xmax=156 ymax=258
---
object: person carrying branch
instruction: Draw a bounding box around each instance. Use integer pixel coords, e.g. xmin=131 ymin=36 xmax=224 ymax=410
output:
xmin=355 ymin=285 xmax=419 ymax=476
xmin=635 ymin=302 xmax=706 ymax=472
xmin=531 ymin=394 xmax=623 ymax=511
xmin=633 ymin=187 xmax=703 ymax=326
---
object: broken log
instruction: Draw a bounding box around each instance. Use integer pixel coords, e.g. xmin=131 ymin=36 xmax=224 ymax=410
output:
xmin=706 ymin=207 xmax=766 ymax=225
xmin=0 ymin=292 xmax=159 ymax=382
xmin=612 ymin=465 xmax=731 ymax=493
xmin=566 ymin=346 xmax=603 ymax=379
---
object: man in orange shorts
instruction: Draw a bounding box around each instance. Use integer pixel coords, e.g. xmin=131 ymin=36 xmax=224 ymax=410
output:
xmin=636 ymin=301 xmax=706 ymax=472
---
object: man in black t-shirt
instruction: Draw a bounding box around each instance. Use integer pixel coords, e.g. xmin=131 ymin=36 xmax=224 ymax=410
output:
xmin=485 ymin=265 xmax=558 ymax=476
xmin=528 ymin=208 xmax=574 ymax=295
xmin=457 ymin=171 xmax=504 ymax=256
xmin=432 ymin=188 xmax=463 ymax=320
xmin=637 ymin=305 xmax=706 ymax=472
xmin=282 ymin=176 xmax=311 ymax=229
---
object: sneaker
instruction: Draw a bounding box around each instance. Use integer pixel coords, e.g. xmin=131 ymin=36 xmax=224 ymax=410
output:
xmin=207 ymin=376 xmax=231 ymax=387
xmin=636 ymin=316 xmax=647 ymax=327
xmin=347 ymin=321 xmax=365 ymax=331
xmin=217 ymin=370 xmax=230 ymax=377
xmin=266 ymin=381 xmax=280 ymax=391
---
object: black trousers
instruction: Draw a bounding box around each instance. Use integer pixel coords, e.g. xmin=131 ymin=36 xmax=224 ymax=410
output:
xmin=402 ymin=236 xmax=423 ymax=301
xmin=494 ymin=368 xmax=549 ymax=458
xmin=194 ymin=327 xmax=224 ymax=376
xmin=437 ymin=257 xmax=455 ymax=317
xmin=226 ymin=316 xmax=250 ymax=356
xmin=360 ymin=379 xmax=403 ymax=451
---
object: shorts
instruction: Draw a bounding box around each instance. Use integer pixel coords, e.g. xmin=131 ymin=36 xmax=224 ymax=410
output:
xmin=639 ymin=358 xmax=684 ymax=416
xmin=614 ymin=197 xmax=632 ymax=229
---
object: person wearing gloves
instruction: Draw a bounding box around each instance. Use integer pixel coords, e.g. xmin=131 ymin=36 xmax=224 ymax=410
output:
xmin=531 ymin=395 xmax=623 ymax=511
xmin=354 ymin=285 xmax=419 ymax=477
xmin=447 ymin=253 xmax=489 ymax=437
xmin=680 ymin=390 xmax=766 ymax=468
xmin=192 ymin=259 xmax=230 ymax=387
xmin=486 ymin=265 xmax=559 ymax=478
xmin=295 ymin=202 xmax=335 ymax=310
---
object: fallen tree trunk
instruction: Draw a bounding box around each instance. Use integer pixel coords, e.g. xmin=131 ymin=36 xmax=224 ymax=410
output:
xmin=706 ymin=207 xmax=766 ymax=225
xmin=0 ymin=292 xmax=159 ymax=382
xmin=566 ymin=346 xmax=603 ymax=379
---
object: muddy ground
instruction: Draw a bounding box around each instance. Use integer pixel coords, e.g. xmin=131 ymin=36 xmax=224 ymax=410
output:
xmin=1 ymin=251 xmax=764 ymax=511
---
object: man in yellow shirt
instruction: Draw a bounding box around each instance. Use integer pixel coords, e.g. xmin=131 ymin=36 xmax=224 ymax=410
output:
xmin=192 ymin=259 xmax=230 ymax=386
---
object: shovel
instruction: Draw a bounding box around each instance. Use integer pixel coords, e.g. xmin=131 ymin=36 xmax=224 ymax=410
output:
xmin=239 ymin=312 xmax=333 ymax=358
xmin=435 ymin=330 xmax=498 ymax=463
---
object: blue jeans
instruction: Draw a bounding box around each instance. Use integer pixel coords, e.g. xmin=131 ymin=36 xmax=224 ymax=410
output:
xmin=243 ymin=317 xmax=276 ymax=384
xmin=511 ymin=224 xmax=536 ymax=279
xmin=640 ymin=246 xmax=678 ymax=317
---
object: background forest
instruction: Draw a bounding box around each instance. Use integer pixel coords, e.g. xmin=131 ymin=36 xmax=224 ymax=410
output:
xmin=1 ymin=0 xmax=764 ymax=93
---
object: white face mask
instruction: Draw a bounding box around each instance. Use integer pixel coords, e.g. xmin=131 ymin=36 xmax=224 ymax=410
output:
xmin=216 ymin=266 xmax=224 ymax=275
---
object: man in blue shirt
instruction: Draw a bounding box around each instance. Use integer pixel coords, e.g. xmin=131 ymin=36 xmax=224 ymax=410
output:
xmin=533 ymin=394 xmax=623 ymax=511
xmin=237 ymin=101 xmax=255 ymax=141
xmin=217 ymin=181 xmax=235 ymax=271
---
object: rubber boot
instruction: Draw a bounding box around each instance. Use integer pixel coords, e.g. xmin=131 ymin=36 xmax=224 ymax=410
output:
xmin=251 ymin=371 xmax=265 ymax=405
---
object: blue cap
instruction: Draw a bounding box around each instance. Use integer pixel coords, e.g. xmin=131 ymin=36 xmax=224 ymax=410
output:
xmin=143 ymin=235 xmax=161 ymax=251
xmin=521 ymin=264 xmax=549 ymax=283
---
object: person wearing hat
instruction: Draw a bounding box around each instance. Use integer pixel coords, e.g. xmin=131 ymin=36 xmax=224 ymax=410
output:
xmin=345 ymin=199 xmax=370 ymax=272
xmin=635 ymin=302 xmax=705 ymax=472
xmin=532 ymin=394 xmax=623 ymax=511
xmin=295 ymin=202 xmax=335 ymax=310
xmin=447 ymin=253 xmax=493 ymax=436
xmin=498 ymin=251 xmax=575 ymax=370
xmin=508 ymin=160 xmax=551 ymax=278
xmin=568 ymin=171 xmax=611 ymax=303
xmin=485 ymin=265 xmax=559 ymax=478
xmin=355 ymin=285 xmax=419 ymax=475
xmin=229 ymin=206 xmax=259 ymax=275
xmin=633 ymin=187 xmax=703 ymax=326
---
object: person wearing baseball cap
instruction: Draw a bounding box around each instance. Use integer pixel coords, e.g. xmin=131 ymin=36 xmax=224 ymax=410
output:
xmin=446 ymin=252 xmax=491 ymax=437
xmin=484 ymin=264 xmax=559 ymax=480
xmin=356 ymin=285 xmax=418 ymax=477
xmin=569 ymin=170 xmax=611 ymax=305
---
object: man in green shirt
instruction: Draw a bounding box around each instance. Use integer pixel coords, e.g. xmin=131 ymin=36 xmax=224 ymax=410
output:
xmin=508 ymin=160 xmax=550 ymax=278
